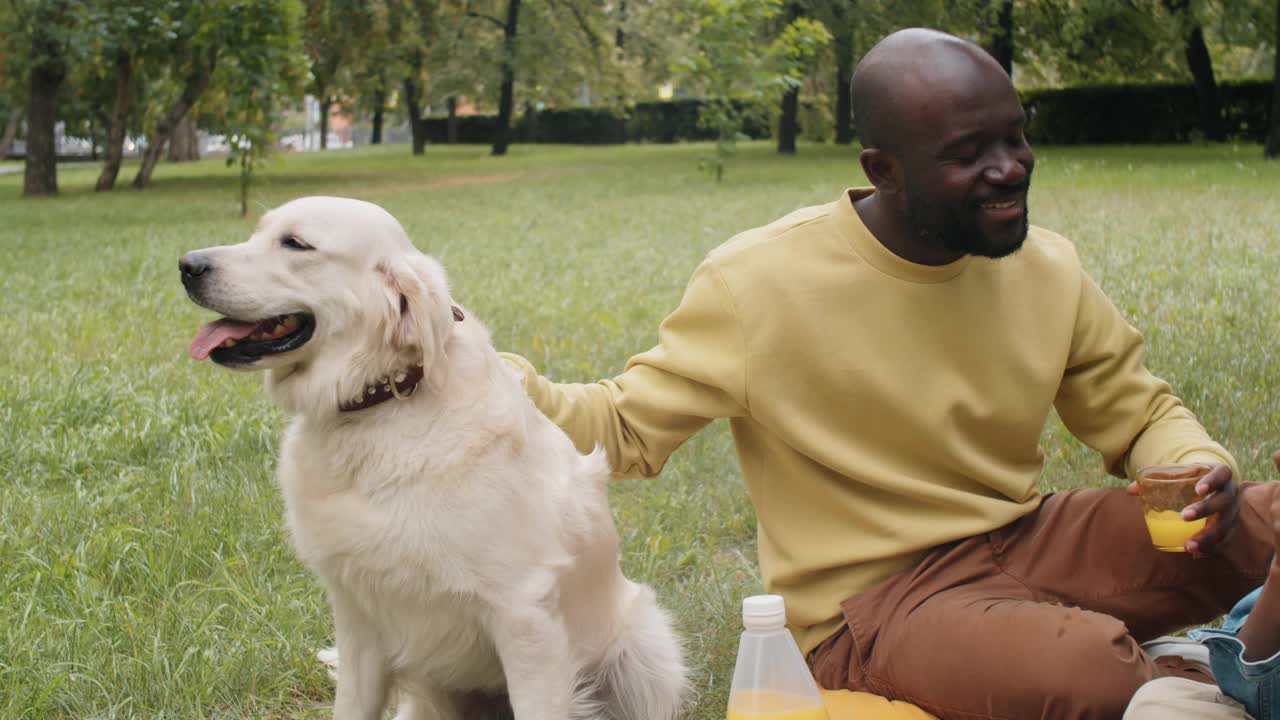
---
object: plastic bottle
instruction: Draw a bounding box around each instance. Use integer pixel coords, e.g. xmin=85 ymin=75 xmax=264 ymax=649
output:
xmin=726 ymin=595 xmax=830 ymax=720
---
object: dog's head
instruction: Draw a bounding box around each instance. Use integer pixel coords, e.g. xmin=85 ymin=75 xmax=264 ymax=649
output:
xmin=181 ymin=196 xmax=458 ymax=411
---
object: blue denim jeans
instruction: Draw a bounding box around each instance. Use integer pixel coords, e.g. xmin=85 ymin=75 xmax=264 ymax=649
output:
xmin=1191 ymin=587 xmax=1280 ymax=720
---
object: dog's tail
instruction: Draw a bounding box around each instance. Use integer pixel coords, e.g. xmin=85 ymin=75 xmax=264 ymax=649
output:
xmin=585 ymin=581 xmax=689 ymax=720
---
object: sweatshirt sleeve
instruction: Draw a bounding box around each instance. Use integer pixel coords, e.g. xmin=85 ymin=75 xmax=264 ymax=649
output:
xmin=1054 ymin=268 xmax=1237 ymax=480
xmin=499 ymin=258 xmax=749 ymax=478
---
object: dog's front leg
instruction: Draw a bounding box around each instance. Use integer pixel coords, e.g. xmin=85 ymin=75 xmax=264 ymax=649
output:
xmin=331 ymin=591 xmax=392 ymax=720
xmin=492 ymin=604 xmax=576 ymax=720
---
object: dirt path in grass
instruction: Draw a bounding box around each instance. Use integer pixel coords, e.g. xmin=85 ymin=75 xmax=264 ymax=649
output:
xmin=315 ymin=171 xmax=530 ymax=197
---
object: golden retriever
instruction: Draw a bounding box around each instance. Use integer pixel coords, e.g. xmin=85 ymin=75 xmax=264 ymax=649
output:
xmin=180 ymin=196 xmax=687 ymax=720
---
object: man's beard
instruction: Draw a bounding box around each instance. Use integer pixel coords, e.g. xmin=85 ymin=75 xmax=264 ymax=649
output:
xmin=905 ymin=182 xmax=1031 ymax=260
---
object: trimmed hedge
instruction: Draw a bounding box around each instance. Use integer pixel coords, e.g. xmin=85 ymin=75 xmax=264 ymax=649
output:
xmin=1022 ymin=79 xmax=1273 ymax=145
xmin=422 ymin=80 xmax=1275 ymax=147
xmin=423 ymin=98 xmax=775 ymax=146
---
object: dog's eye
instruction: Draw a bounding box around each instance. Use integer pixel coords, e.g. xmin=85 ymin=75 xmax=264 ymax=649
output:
xmin=281 ymin=235 xmax=312 ymax=251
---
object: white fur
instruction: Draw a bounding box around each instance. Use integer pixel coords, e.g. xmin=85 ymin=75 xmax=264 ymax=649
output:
xmin=185 ymin=196 xmax=687 ymax=720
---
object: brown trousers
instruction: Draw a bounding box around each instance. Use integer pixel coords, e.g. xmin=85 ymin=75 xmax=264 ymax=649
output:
xmin=809 ymin=484 xmax=1278 ymax=720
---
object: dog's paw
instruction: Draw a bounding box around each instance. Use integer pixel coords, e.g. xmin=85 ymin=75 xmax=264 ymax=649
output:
xmin=316 ymin=646 xmax=339 ymax=680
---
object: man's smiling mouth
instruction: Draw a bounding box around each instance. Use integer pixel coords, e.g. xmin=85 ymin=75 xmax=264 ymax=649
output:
xmin=981 ymin=199 xmax=1018 ymax=210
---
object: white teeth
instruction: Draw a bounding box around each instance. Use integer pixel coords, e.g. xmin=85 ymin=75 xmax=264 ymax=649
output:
xmin=283 ymin=316 xmax=299 ymax=330
xmin=222 ymin=339 xmax=237 ymax=347
xmin=983 ymin=200 xmax=1016 ymax=209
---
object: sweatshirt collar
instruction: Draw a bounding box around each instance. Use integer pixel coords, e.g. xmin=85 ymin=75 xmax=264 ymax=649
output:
xmin=832 ymin=188 xmax=973 ymax=283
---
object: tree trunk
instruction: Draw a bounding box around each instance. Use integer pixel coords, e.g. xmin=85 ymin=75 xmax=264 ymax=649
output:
xmin=319 ymin=97 xmax=332 ymax=150
xmin=403 ymin=76 xmax=427 ymax=156
xmin=987 ymin=0 xmax=1014 ymax=76
xmin=446 ymin=96 xmax=458 ymax=144
xmin=778 ymin=84 xmax=799 ymax=154
xmin=167 ymin=114 xmax=200 ymax=161
xmin=1183 ymin=25 xmax=1224 ymax=141
xmin=371 ymin=89 xmax=385 ymax=145
xmin=615 ymin=0 xmax=626 ymax=51
xmin=523 ymin=100 xmax=538 ymax=142
xmin=491 ymin=0 xmax=522 ymax=157
xmin=133 ymin=46 xmax=218 ymax=188
xmin=1163 ymin=0 xmax=1225 ymax=143
xmin=1265 ymin=0 xmax=1279 ymax=158
xmin=0 ymin=107 xmax=21 ymax=160
xmin=834 ymin=30 xmax=854 ymax=145
xmin=96 ymin=53 xmax=135 ymax=191
xmin=23 ymin=5 xmax=67 ymax=197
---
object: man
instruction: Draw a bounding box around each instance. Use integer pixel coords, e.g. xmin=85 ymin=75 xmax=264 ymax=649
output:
xmin=501 ymin=28 xmax=1277 ymax=718
xmin=1125 ymin=453 xmax=1280 ymax=720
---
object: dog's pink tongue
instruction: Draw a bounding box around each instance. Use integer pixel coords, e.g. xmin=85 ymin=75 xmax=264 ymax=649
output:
xmin=190 ymin=319 xmax=259 ymax=360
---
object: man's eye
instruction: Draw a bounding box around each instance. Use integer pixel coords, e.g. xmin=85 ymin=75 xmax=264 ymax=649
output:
xmin=282 ymin=235 xmax=312 ymax=251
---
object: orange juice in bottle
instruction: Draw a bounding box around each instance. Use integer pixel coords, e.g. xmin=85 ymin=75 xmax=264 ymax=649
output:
xmin=727 ymin=689 xmax=829 ymax=720
xmin=727 ymin=596 xmax=830 ymax=720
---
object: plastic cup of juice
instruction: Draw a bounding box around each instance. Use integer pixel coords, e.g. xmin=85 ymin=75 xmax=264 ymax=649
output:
xmin=1136 ymin=464 xmax=1211 ymax=552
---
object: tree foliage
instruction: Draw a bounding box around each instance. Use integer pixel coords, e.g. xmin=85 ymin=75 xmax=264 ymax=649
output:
xmin=669 ymin=0 xmax=829 ymax=178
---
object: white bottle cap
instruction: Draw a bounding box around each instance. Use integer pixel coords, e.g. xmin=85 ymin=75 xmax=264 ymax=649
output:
xmin=742 ymin=595 xmax=786 ymax=630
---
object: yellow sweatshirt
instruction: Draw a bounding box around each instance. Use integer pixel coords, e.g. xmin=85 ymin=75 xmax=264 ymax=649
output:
xmin=503 ymin=188 xmax=1235 ymax=655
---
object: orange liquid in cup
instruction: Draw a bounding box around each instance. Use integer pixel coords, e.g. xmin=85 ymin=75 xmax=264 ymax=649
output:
xmin=1144 ymin=510 xmax=1207 ymax=552
xmin=1137 ymin=464 xmax=1210 ymax=552
xmin=727 ymin=690 xmax=830 ymax=720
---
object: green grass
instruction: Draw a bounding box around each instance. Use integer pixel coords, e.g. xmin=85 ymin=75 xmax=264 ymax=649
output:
xmin=2 ymin=140 xmax=1279 ymax=719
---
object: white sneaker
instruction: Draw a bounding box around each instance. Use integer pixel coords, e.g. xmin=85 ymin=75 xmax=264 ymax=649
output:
xmin=1140 ymin=635 xmax=1212 ymax=674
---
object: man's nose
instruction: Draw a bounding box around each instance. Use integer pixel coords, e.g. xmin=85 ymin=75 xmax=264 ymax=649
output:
xmin=179 ymin=253 xmax=211 ymax=286
xmin=986 ymin=146 xmax=1031 ymax=186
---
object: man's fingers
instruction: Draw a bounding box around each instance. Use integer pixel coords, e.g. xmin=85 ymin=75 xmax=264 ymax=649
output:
xmin=1188 ymin=519 xmax=1237 ymax=558
xmin=1183 ymin=480 xmax=1238 ymax=521
xmin=1194 ymin=464 xmax=1232 ymax=497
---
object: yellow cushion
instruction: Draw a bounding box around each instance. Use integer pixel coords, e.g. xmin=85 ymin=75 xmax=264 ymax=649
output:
xmin=820 ymin=689 xmax=938 ymax=720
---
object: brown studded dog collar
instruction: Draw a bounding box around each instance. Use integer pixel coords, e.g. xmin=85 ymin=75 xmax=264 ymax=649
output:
xmin=338 ymin=305 xmax=465 ymax=413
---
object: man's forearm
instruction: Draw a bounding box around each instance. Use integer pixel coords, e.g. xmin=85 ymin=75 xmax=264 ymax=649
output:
xmin=1237 ymin=566 xmax=1280 ymax=662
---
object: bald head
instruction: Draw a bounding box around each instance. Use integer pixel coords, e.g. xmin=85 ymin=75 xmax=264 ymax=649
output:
xmin=851 ymin=29 xmax=1011 ymax=151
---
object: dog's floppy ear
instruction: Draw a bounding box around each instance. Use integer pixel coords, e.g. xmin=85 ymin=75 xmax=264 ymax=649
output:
xmin=377 ymin=253 xmax=455 ymax=392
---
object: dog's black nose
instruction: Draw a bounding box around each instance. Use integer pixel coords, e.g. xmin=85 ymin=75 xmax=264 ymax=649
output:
xmin=179 ymin=253 xmax=210 ymax=285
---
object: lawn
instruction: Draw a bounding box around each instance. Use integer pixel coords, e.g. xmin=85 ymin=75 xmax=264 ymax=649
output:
xmin=2 ymin=140 xmax=1279 ymax=719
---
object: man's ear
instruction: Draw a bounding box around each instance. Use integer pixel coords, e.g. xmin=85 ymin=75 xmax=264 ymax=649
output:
xmin=860 ymin=147 xmax=903 ymax=196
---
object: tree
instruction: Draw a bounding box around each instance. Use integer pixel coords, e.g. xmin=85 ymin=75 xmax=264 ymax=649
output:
xmin=387 ymin=0 xmax=450 ymax=156
xmin=776 ymin=2 xmax=804 ymax=154
xmin=0 ymin=4 xmax=27 ymax=161
xmin=462 ymin=0 xmax=524 ymax=155
xmin=1266 ymin=0 xmax=1279 ymax=158
xmin=132 ymin=0 xmax=302 ymax=189
xmin=403 ymin=49 xmax=429 ymax=155
xmin=78 ymin=1 xmax=166 ymax=191
xmin=20 ymin=0 xmax=78 ymax=196
xmin=818 ymin=0 xmax=857 ymax=145
xmin=0 ymin=107 xmax=19 ymax=159
xmin=454 ymin=0 xmax=621 ymax=156
xmin=203 ymin=0 xmax=305 ymax=214
xmin=301 ymin=0 xmax=373 ymax=150
xmin=1164 ymin=0 xmax=1225 ymax=141
xmin=985 ymin=0 xmax=1014 ymax=76
xmin=671 ymin=0 xmax=829 ymax=178
xmin=130 ymin=3 xmax=221 ymax=188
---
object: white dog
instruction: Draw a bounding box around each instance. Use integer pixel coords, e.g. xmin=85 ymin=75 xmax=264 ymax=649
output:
xmin=180 ymin=196 xmax=687 ymax=720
